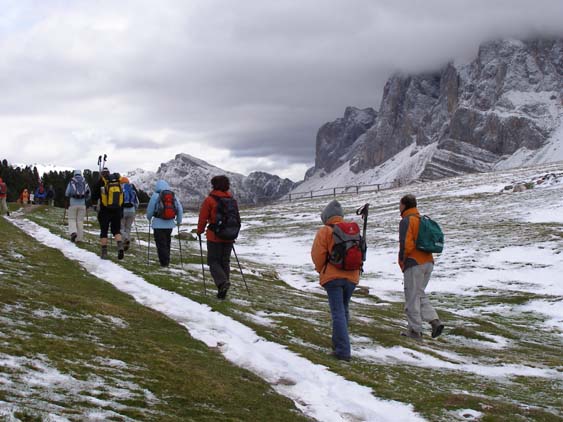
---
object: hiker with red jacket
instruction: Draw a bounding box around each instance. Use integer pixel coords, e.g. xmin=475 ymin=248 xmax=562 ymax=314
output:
xmin=146 ymin=179 xmax=183 ymax=267
xmin=311 ymin=200 xmax=361 ymax=361
xmin=398 ymin=194 xmax=444 ymax=341
xmin=197 ymin=175 xmax=240 ymax=300
xmin=0 ymin=177 xmax=9 ymax=216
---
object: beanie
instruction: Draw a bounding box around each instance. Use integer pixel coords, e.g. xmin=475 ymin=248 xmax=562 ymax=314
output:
xmin=321 ymin=200 xmax=344 ymax=224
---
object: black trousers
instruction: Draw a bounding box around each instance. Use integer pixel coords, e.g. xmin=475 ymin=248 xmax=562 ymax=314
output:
xmin=207 ymin=241 xmax=233 ymax=289
xmin=98 ymin=207 xmax=122 ymax=238
xmin=153 ymin=228 xmax=172 ymax=267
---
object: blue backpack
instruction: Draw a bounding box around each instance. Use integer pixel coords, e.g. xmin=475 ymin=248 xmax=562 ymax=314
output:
xmin=123 ymin=183 xmax=138 ymax=208
xmin=69 ymin=176 xmax=87 ymax=199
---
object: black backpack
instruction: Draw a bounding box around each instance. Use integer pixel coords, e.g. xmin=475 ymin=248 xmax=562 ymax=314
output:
xmin=209 ymin=195 xmax=241 ymax=240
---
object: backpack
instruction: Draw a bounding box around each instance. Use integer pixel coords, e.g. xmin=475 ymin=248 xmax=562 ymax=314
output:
xmin=416 ymin=215 xmax=444 ymax=253
xmin=325 ymin=222 xmax=365 ymax=271
xmin=69 ymin=176 xmax=87 ymax=199
xmin=101 ymin=174 xmax=123 ymax=209
xmin=154 ymin=190 xmax=177 ymax=220
xmin=122 ymin=183 xmax=138 ymax=208
xmin=209 ymin=195 xmax=241 ymax=240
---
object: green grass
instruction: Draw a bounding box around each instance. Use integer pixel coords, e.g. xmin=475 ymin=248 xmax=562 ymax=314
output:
xmin=0 ymin=214 xmax=310 ymax=421
xmin=10 ymin=199 xmax=563 ymax=422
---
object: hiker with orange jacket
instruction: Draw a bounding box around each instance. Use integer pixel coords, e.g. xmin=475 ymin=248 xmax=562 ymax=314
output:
xmin=19 ymin=188 xmax=30 ymax=205
xmin=197 ymin=175 xmax=240 ymax=300
xmin=311 ymin=200 xmax=360 ymax=361
xmin=398 ymin=194 xmax=444 ymax=341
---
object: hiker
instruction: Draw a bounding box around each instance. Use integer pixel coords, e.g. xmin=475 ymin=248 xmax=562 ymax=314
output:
xmin=146 ymin=180 xmax=183 ymax=267
xmin=311 ymin=200 xmax=361 ymax=361
xmin=398 ymin=194 xmax=444 ymax=341
xmin=34 ymin=184 xmax=47 ymax=205
xmin=197 ymin=175 xmax=241 ymax=299
xmin=65 ymin=170 xmax=91 ymax=243
xmin=91 ymin=168 xmax=125 ymax=260
xmin=19 ymin=188 xmax=30 ymax=205
xmin=46 ymin=185 xmax=56 ymax=207
xmin=0 ymin=177 xmax=8 ymax=216
xmin=120 ymin=176 xmax=139 ymax=251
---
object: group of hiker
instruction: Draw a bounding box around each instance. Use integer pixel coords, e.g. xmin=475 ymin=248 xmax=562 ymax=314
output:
xmin=0 ymin=178 xmax=56 ymax=210
xmin=3 ymin=165 xmax=446 ymax=360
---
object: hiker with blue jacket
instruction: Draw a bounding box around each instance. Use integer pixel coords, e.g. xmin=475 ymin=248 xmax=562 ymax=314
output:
xmin=65 ymin=170 xmax=91 ymax=243
xmin=398 ymin=194 xmax=444 ymax=341
xmin=146 ymin=180 xmax=183 ymax=267
xmin=120 ymin=176 xmax=139 ymax=251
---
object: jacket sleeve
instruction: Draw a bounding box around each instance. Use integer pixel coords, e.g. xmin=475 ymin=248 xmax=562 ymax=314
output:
xmin=197 ymin=197 xmax=212 ymax=234
xmin=146 ymin=194 xmax=156 ymax=221
xmin=175 ymin=198 xmax=183 ymax=225
xmin=398 ymin=217 xmax=409 ymax=270
xmin=311 ymin=226 xmax=330 ymax=273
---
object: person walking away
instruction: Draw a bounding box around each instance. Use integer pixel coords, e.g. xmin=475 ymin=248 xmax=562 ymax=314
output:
xmin=120 ymin=176 xmax=139 ymax=251
xmin=311 ymin=200 xmax=361 ymax=361
xmin=46 ymin=185 xmax=56 ymax=207
xmin=0 ymin=177 xmax=9 ymax=216
xmin=34 ymin=184 xmax=47 ymax=205
xmin=146 ymin=180 xmax=183 ymax=267
xmin=398 ymin=194 xmax=444 ymax=341
xmin=65 ymin=170 xmax=91 ymax=243
xmin=197 ymin=175 xmax=240 ymax=300
xmin=91 ymin=168 xmax=125 ymax=260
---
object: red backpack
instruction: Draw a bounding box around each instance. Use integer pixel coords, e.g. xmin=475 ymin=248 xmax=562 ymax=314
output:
xmin=154 ymin=190 xmax=177 ymax=220
xmin=325 ymin=222 xmax=365 ymax=271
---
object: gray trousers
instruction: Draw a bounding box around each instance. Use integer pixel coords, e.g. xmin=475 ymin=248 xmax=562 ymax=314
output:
xmin=68 ymin=205 xmax=86 ymax=241
xmin=0 ymin=197 xmax=7 ymax=215
xmin=207 ymin=241 xmax=233 ymax=289
xmin=121 ymin=213 xmax=136 ymax=242
xmin=403 ymin=262 xmax=439 ymax=333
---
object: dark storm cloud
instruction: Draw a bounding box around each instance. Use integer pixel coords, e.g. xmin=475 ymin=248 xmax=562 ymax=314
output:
xmin=1 ymin=0 xmax=562 ymax=179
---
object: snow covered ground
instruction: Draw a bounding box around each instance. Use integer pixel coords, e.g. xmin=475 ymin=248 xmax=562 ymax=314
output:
xmin=3 ymin=160 xmax=563 ymax=421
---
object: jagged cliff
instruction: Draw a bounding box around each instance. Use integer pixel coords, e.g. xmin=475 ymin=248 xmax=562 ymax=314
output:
xmin=299 ymin=38 xmax=562 ymax=192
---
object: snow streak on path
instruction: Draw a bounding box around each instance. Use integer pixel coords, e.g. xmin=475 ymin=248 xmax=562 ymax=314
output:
xmin=9 ymin=217 xmax=424 ymax=422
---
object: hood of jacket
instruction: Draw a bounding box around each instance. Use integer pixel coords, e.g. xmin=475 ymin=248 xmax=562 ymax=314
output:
xmin=154 ymin=180 xmax=170 ymax=193
xmin=321 ymin=200 xmax=344 ymax=224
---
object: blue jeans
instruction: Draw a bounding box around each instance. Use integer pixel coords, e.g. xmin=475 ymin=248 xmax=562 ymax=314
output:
xmin=324 ymin=278 xmax=356 ymax=359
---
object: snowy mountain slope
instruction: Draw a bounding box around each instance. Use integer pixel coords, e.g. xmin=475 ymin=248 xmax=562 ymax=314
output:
xmin=299 ymin=38 xmax=563 ymax=194
xmin=127 ymin=153 xmax=295 ymax=205
xmin=8 ymin=160 xmax=563 ymax=421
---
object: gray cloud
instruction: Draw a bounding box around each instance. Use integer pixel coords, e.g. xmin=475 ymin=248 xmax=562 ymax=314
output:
xmin=1 ymin=0 xmax=562 ymax=180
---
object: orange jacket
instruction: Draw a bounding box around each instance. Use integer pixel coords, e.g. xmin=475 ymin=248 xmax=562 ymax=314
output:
xmin=398 ymin=207 xmax=434 ymax=272
xmin=311 ymin=216 xmax=361 ymax=286
xmin=197 ymin=190 xmax=234 ymax=243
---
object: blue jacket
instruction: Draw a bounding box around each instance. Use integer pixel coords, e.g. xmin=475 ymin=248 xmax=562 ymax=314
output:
xmin=146 ymin=180 xmax=183 ymax=229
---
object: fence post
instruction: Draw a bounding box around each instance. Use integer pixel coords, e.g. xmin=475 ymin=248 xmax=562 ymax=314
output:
xmin=288 ymin=193 xmax=291 ymax=202
xmin=310 ymin=191 xmax=313 ymax=199
xmin=333 ymin=188 xmax=336 ymax=197
xmin=377 ymin=184 xmax=380 ymax=192
xmin=356 ymin=186 xmax=359 ymax=194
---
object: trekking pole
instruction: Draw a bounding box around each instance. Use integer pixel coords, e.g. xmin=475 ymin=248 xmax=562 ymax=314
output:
xmin=177 ymin=225 xmax=184 ymax=270
xmin=356 ymin=203 xmax=370 ymax=263
xmin=62 ymin=206 xmax=67 ymax=225
xmin=97 ymin=155 xmax=102 ymax=174
xmin=232 ymin=244 xmax=250 ymax=296
xmin=134 ymin=219 xmax=141 ymax=249
xmin=198 ymin=234 xmax=207 ymax=295
xmin=147 ymin=223 xmax=152 ymax=264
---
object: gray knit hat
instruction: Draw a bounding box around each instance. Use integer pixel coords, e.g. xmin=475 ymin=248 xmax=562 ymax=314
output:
xmin=321 ymin=200 xmax=344 ymax=224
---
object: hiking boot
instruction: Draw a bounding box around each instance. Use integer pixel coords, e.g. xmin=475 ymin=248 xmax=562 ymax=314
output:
xmin=70 ymin=233 xmax=77 ymax=243
xmin=123 ymin=239 xmax=130 ymax=252
xmin=400 ymin=329 xmax=423 ymax=342
xmin=216 ymin=282 xmax=231 ymax=300
xmin=430 ymin=319 xmax=444 ymax=338
xmin=101 ymin=247 xmax=108 ymax=260
xmin=331 ymin=351 xmax=351 ymax=362
xmin=118 ymin=249 xmax=124 ymax=260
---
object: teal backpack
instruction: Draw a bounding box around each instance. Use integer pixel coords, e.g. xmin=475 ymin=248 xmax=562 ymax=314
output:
xmin=416 ymin=215 xmax=444 ymax=253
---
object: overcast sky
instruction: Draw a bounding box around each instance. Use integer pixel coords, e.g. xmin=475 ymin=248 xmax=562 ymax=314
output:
xmin=1 ymin=0 xmax=562 ymax=181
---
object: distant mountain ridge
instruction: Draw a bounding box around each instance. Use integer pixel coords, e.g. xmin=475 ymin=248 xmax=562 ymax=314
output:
xmin=127 ymin=153 xmax=295 ymax=205
xmin=295 ymin=38 xmax=563 ymax=193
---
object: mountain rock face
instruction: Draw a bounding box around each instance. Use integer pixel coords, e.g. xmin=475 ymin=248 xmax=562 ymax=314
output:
xmin=128 ymin=154 xmax=295 ymax=206
xmin=303 ymin=38 xmax=563 ymax=189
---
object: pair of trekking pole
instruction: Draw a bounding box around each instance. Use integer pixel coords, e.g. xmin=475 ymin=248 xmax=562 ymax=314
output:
xmin=197 ymin=234 xmax=249 ymax=297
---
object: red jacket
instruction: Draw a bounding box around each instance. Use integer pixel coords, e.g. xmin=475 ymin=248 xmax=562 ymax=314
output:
xmin=197 ymin=190 xmax=234 ymax=243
